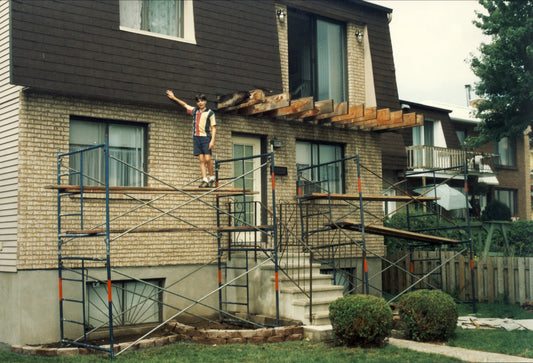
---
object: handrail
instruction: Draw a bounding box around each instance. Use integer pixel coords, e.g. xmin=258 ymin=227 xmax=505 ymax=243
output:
xmin=406 ymin=145 xmax=496 ymax=173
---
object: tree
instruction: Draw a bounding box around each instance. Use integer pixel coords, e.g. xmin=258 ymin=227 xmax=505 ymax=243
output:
xmin=467 ymin=0 xmax=533 ymax=147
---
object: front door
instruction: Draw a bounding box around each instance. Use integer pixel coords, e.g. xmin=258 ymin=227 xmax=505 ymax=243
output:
xmin=232 ymin=136 xmax=262 ymax=242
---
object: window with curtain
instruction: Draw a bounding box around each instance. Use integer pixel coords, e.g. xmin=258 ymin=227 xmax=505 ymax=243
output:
xmin=296 ymin=141 xmax=344 ymax=194
xmin=69 ymin=118 xmax=146 ymax=186
xmin=120 ymin=0 xmax=187 ymax=39
xmin=288 ymin=9 xmax=347 ymax=103
xmin=495 ymin=136 xmax=516 ymax=167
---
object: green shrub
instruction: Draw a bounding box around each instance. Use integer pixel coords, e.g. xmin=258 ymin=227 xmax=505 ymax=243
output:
xmin=481 ymin=200 xmax=511 ymax=221
xmin=508 ymin=221 xmax=533 ymax=256
xmin=383 ymin=211 xmax=469 ymax=254
xmin=398 ymin=289 xmax=458 ymax=342
xmin=329 ymin=294 xmax=393 ymax=347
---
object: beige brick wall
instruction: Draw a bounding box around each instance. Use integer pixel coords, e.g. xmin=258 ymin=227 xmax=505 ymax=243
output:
xmin=275 ymin=4 xmax=289 ymax=94
xmin=17 ymin=87 xmax=384 ymax=270
xmin=347 ymin=22 xmax=366 ymax=105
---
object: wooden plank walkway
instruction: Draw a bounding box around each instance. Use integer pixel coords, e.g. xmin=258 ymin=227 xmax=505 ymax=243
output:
xmin=329 ymin=219 xmax=461 ymax=245
xmin=298 ymin=192 xmax=438 ymax=202
xmin=45 ymin=185 xmax=255 ymax=195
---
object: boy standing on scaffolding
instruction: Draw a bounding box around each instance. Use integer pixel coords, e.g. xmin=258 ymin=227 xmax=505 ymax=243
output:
xmin=166 ymin=90 xmax=217 ymax=188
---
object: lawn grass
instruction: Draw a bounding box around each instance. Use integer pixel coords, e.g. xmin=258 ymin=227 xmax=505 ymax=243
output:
xmin=2 ymin=302 xmax=531 ymax=362
xmin=458 ymin=301 xmax=533 ymax=319
xmin=0 ymin=341 xmax=462 ymax=362
xmin=448 ymin=329 xmax=533 ymax=359
xmin=451 ymin=302 xmax=533 ymax=358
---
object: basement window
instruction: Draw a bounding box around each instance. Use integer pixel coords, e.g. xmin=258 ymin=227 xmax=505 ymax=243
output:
xmin=86 ymin=279 xmax=163 ymax=328
xmin=119 ymin=0 xmax=196 ymax=44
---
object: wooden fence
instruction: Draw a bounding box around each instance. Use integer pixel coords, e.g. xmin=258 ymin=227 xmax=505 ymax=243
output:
xmin=382 ymin=251 xmax=533 ymax=304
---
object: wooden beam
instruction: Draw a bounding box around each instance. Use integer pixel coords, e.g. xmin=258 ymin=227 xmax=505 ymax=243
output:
xmin=262 ymin=97 xmax=314 ymax=118
xmin=298 ymin=192 xmax=439 ymax=202
xmin=44 ymin=185 xmax=257 ymax=194
xmin=368 ymin=112 xmax=423 ymax=131
xmin=217 ymin=89 xmax=266 ymax=112
xmin=329 ymin=104 xmax=364 ymax=123
xmin=217 ymin=225 xmax=274 ymax=232
xmin=338 ymin=106 xmax=378 ymax=125
xmin=287 ymin=99 xmax=334 ymax=119
xmin=330 ymin=219 xmax=461 ymax=245
xmin=350 ymin=109 xmax=401 ymax=129
xmin=66 ymin=227 xmax=215 ymax=235
xmin=237 ymin=92 xmax=290 ymax=116
xmin=310 ymin=102 xmax=349 ymax=122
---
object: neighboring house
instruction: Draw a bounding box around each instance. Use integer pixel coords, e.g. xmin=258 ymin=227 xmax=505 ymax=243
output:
xmin=381 ymin=99 xmax=531 ymax=221
xmin=0 ymin=0 xmax=421 ymax=346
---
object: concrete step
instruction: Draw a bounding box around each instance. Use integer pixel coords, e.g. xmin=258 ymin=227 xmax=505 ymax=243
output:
xmin=280 ymin=285 xmax=344 ymax=301
xmin=292 ymin=297 xmax=339 ymax=322
xmin=275 ymin=273 xmax=334 ymax=284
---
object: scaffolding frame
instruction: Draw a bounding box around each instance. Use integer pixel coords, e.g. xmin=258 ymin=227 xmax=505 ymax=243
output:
xmin=294 ymin=152 xmax=476 ymax=315
xmin=53 ymin=142 xmax=280 ymax=358
xmin=53 ymin=142 xmax=476 ymax=358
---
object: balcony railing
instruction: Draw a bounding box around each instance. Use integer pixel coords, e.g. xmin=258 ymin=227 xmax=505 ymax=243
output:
xmin=406 ymin=145 xmax=495 ymax=174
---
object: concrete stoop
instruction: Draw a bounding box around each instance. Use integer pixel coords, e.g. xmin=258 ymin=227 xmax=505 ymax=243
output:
xmin=227 ymin=252 xmax=342 ymax=326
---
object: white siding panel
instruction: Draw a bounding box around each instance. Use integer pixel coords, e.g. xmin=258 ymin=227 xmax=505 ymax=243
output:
xmin=0 ymin=0 xmax=20 ymax=272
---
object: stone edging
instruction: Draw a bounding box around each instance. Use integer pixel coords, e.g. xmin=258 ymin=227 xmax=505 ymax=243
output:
xmin=10 ymin=321 xmax=304 ymax=357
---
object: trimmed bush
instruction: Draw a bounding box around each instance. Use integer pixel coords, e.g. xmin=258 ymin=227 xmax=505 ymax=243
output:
xmin=398 ymin=289 xmax=458 ymax=342
xmin=329 ymin=294 xmax=393 ymax=347
xmin=481 ymin=200 xmax=511 ymax=221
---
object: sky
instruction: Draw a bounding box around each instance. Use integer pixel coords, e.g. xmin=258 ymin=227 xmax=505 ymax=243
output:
xmin=369 ymin=0 xmax=490 ymax=107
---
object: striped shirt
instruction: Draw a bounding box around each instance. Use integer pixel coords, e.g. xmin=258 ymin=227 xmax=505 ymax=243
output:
xmin=186 ymin=106 xmax=216 ymax=137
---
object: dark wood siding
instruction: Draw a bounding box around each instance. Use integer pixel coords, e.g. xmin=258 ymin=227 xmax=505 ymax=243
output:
xmin=10 ymin=0 xmax=283 ymax=106
xmin=281 ymin=0 xmax=400 ymax=109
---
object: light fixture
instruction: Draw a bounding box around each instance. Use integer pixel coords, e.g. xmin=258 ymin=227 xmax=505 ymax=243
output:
xmin=277 ymin=9 xmax=285 ymax=23
xmin=355 ymin=29 xmax=363 ymax=43
xmin=271 ymin=137 xmax=282 ymax=149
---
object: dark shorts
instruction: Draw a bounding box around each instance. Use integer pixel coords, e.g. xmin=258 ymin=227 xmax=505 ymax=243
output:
xmin=193 ymin=136 xmax=212 ymax=156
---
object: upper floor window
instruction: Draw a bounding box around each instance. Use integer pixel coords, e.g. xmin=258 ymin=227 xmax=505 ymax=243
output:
xmin=412 ymin=120 xmax=434 ymax=146
xmin=69 ymin=117 xmax=146 ymax=187
xmin=456 ymin=129 xmax=466 ymax=146
xmin=494 ymin=188 xmax=517 ymax=217
xmin=119 ymin=0 xmax=196 ymax=43
xmin=288 ymin=9 xmax=347 ymax=103
xmin=296 ymin=141 xmax=344 ymax=194
xmin=495 ymin=136 xmax=516 ymax=167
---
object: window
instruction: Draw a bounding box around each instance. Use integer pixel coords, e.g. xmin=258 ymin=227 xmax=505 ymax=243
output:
xmin=119 ymin=0 xmax=196 ymax=43
xmin=411 ymin=120 xmax=434 ymax=167
xmin=494 ymin=189 xmax=518 ymax=217
xmin=69 ymin=117 xmax=146 ymax=186
xmin=87 ymin=279 xmax=163 ymax=328
xmin=412 ymin=120 xmax=434 ymax=146
xmin=495 ymin=137 xmax=516 ymax=167
xmin=288 ymin=9 xmax=347 ymax=103
xmin=456 ymin=130 xmax=466 ymax=146
xmin=321 ymin=267 xmax=355 ymax=295
xmin=296 ymin=141 xmax=344 ymax=194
